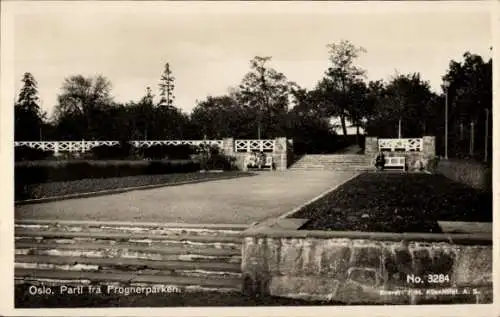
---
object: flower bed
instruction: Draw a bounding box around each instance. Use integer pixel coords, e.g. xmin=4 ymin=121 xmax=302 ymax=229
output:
xmin=289 ymin=172 xmax=492 ymax=233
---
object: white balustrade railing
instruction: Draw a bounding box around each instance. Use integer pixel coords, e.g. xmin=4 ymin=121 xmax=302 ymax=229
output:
xmin=378 ymin=138 xmax=423 ymax=152
xmin=15 ymin=139 xmax=283 ymax=154
xmin=14 ymin=140 xmax=224 ymax=154
xmin=234 ymin=139 xmax=275 ymax=153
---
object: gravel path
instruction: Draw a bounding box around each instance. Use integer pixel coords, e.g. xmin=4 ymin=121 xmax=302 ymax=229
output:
xmin=15 ymin=170 xmax=358 ymax=225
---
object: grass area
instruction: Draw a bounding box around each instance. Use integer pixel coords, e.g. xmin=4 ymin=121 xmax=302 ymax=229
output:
xmin=16 ymin=171 xmax=252 ymax=201
xmin=291 ymin=172 xmax=492 ymax=233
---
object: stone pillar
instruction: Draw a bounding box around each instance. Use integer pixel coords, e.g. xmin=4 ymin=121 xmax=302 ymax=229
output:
xmin=274 ymin=137 xmax=287 ymax=171
xmin=422 ymin=136 xmax=436 ymax=158
xmin=222 ymin=138 xmax=234 ymax=156
xmin=364 ymin=137 xmax=379 ymax=155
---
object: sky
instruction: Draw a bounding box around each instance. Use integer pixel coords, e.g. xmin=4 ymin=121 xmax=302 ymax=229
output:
xmin=9 ymin=1 xmax=493 ymax=117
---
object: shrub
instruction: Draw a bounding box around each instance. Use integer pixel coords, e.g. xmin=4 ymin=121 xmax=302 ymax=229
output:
xmin=198 ymin=145 xmax=236 ymax=171
xmin=425 ymin=156 xmax=440 ymax=172
xmin=15 ymin=146 xmax=54 ymax=161
xmin=141 ymin=144 xmax=197 ymax=160
xmin=90 ymin=141 xmax=133 ymax=160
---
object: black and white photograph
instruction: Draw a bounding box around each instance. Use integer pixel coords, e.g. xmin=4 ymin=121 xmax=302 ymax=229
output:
xmin=1 ymin=0 xmax=496 ymax=315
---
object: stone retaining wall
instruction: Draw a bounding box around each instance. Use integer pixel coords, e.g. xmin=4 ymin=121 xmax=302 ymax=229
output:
xmin=224 ymin=137 xmax=288 ymax=171
xmin=364 ymin=136 xmax=436 ymax=172
xmin=241 ymin=229 xmax=492 ymax=304
xmin=436 ymin=159 xmax=491 ymax=191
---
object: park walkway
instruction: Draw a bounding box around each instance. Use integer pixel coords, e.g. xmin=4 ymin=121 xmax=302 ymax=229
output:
xmin=15 ymin=170 xmax=359 ymax=225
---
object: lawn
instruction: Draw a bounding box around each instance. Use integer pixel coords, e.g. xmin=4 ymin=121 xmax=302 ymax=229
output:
xmin=16 ymin=171 xmax=252 ymax=202
xmin=291 ymin=172 xmax=492 ymax=233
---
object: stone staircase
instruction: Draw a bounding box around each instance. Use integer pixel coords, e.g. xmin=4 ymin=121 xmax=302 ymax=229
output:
xmin=14 ymin=220 xmax=246 ymax=292
xmin=290 ymin=154 xmax=374 ymax=171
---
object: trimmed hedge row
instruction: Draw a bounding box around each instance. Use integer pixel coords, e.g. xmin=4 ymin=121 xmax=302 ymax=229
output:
xmin=15 ymin=160 xmax=201 ymax=187
xmin=15 ymin=146 xmax=54 ymax=161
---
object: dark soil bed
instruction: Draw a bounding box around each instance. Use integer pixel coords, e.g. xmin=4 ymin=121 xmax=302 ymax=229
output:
xmin=291 ymin=172 xmax=492 ymax=233
xmin=16 ymin=171 xmax=252 ymax=201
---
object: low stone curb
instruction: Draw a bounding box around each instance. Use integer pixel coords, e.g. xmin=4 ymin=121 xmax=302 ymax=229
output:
xmin=15 ymin=173 xmax=254 ymax=206
xmin=15 ymin=219 xmax=249 ymax=230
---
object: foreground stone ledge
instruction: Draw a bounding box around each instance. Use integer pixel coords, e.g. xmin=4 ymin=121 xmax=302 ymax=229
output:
xmin=243 ymin=226 xmax=492 ymax=245
xmin=241 ymin=225 xmax=492 ymax=304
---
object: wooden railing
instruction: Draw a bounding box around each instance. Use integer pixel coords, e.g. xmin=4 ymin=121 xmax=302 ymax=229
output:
xmin=378 ymin=138 xmax=423 ymax=152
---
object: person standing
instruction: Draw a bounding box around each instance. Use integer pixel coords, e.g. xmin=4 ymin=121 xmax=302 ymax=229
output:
xmin=375 ymin=151 xmax=386 ymax=171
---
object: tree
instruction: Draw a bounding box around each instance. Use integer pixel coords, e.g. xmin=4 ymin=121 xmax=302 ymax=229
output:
xmin=191 ymin=95 xmax=241 ymax=138
xmin=15 ymin=72 xmax=45 ymax=141
xmin=345 ymin=79 xmax=370 ymax=142
xmin=158 ymin=63 xmax=175 ymax=108
xmin=53 ymin=74 xmax=113 ymax=139
xmin=372 ymin=73 xmax=434 ymax=138
xmin=442 ymin=52 xmax=492 ymax=158
xmin=133 ymin=86 xmax=155 ymax=139
xmin=317 ymin=40 xmax=367 ymax=136
xmin=287 ymin=86 xmax=336 ymax=154
xmin=236 ymin=56 xmax=292 ymax=139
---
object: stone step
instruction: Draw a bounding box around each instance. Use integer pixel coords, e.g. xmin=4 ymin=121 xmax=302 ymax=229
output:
xmin=15 ymin=241 xmax=242 ymax=262
xmin=293 ymin=167 xmax=370 ymax=169
xmin=291 ymin=164 xmax=371 ymax=167
xmin=15 ymin=223 xmax=246 ymax=238
xmin=299 ymin=157 xmax=371 ymax=162
xmin=15 ymin=255 xmax=242 ymax=276
xmin=15 ymin=268 xmax=242 ymax=291
xmin=15 ymin=229 xmax=243 ymax=245
xmin=294 ymin=163 xmax=371 ymax=166
xmin=295 ymin=158 xmax=370 ymax=162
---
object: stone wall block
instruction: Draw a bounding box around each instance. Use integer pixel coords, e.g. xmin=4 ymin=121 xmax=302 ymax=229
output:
xmin=269 ymin=276 xmax=341 ymax=301
xmin=265 ymin=238 xmax=282 ymax=274
xmin=430 ymin=247 xmax=457 ymax=276
xmin=319 ymin=241 xmax=352 ymax=278
xmin=300 ymin=239 xmax=320 ymax=275
xmin=349 ymin=244 xmax=383 ymax=269
xmin=410 ymin=247 xmax=433 ymax=276
xmin=241 ymin=237 xmax=267 ymax=273
xmin=382 ymin=244 xmax=413 ymax=288
xmin=365 ymin=137 xmax=379 ymax=155
xmin=422 ymin=136 xmax=436 ymax=157
xmin=347 ymin=267 xmax=380 ymax=287
xmin=279 ymin=238 xmax=305 ymax=275
xmin=451 ymin=246 xmax=492 ymax=286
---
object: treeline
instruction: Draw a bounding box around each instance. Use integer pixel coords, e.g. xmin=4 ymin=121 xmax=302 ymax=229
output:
xmin=14 ymin=41 xmax=492 ymax=159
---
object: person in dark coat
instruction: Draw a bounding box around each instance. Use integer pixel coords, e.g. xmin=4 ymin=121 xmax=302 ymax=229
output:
xmin=258 ymin=151 xmax=266 ymax=169
xmin=375 ymin=151 xmax=386 ymax=171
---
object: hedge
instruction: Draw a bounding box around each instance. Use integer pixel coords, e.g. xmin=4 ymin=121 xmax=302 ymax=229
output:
xmin=140 ymin=144 xmax=197 ymax=160
xmin=15 ymin=146 xmax=54 ymax=161
xmin=14 ymin=160 xmax=201 ymax=187
xmin=89 ymin=141 xmax=135 ymax=160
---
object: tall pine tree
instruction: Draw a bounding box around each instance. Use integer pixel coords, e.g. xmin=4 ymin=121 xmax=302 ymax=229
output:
xmin=15 ymin=72 xmax=45 ymax=140
xmin=158 ymin=63 xmax=175 ymax=108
